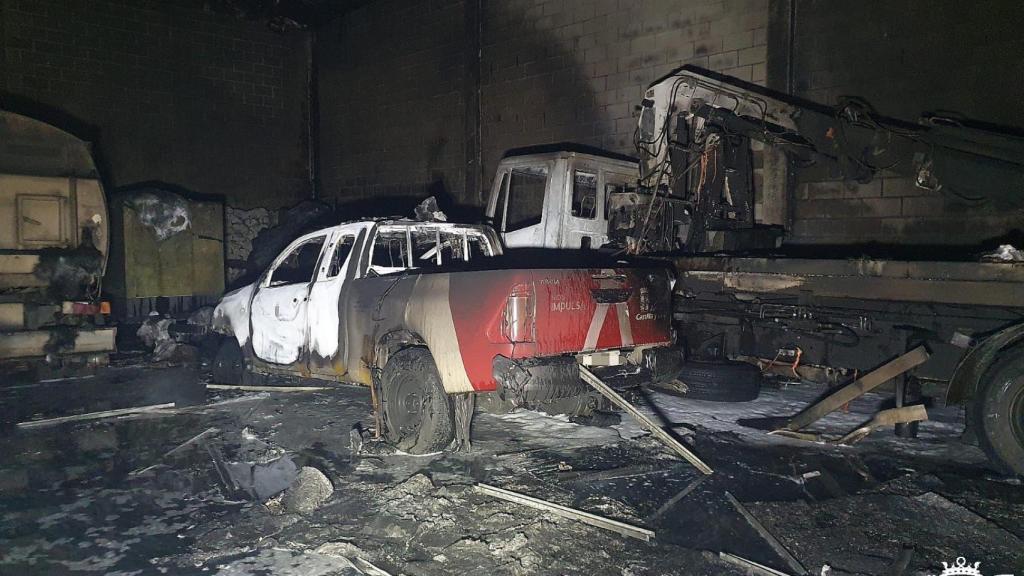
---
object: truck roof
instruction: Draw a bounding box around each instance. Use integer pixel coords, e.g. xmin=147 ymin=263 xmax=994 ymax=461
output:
xmin=501 ymin=144 xmax=638 ymax=170
xmin=333 ymin=218 xmax=493 ymax=231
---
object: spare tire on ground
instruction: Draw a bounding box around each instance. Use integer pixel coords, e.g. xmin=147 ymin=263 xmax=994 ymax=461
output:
xmin=656 ymin=360 xmax=763 ymax=402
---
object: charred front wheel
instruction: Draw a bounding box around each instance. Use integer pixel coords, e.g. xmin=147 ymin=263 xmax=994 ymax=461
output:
xmin=380 ymin=347 xmax=455 ymax=454
xmin=972 ymin=345 xmax=1024 ymax=477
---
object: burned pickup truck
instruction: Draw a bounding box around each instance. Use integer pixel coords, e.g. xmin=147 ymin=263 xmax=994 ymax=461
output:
xmin=212 ymin=219 xmax=680 ymax=453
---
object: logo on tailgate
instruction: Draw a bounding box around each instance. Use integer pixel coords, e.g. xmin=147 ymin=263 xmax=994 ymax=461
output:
xmin=551 ymin=300 xmax=583 ymax=312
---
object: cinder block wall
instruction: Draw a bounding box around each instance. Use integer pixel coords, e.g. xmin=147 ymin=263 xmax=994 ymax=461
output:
xmin=320 ymin=0 xmax=1024 ymax=248
xmin=777 ymin=0 xmax=1024 ymax=246
xmin=318 ymin=0 xmax=769 ymax=208
xmin=0 ymin=0 xmax=311 ymax=209
xmin=317 ymin=0 xmax=469 ymax=210
xmin=480 ymin=0 xmax=767 ymax=197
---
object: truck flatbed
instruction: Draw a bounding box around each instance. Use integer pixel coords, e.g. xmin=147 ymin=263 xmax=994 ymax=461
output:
xmin=675 ymin=256 xmax=1024 ymax=308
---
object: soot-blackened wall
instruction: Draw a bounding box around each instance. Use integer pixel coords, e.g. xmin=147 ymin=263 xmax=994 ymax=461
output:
xmin=317 ymin=0 xmax=769 ymax=209
xmin=0 ymin=0 xmax=311 ymax=209
xmin=774 ymin=0 xmax=1024 ymax=246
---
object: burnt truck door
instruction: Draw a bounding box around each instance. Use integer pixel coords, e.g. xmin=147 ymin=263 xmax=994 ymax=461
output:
xmin=489 ymin=158 xmax=560 ymax=248
xmin=250 ymin=231 xmax=328 ymax=365
xmin=306 ymin=222 xmax=374 ymax=377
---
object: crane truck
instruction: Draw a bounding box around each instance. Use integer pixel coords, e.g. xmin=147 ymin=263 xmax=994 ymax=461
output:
xmin=484 ymin=66 xmax=1024 ymax=476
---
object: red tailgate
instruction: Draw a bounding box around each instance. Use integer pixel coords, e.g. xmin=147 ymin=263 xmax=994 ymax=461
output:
xmin=448 ymin=267 xmax=673 ymax=391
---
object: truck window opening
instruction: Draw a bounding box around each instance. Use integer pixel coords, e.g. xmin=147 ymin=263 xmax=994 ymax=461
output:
xmin=572 ymin=170 xmax=598 ymax=219
xmin=270 ymin=236 xmax=326 ymax=286
xmin=371 ymin=226 xmax=496 ymax=274
xmin=371 ymin=233 xmax=408 ymax=272
xmin=505 ymin=165 xmax=548 ymax=232
xmin=325 ymin=235 xmax=356 ymax=278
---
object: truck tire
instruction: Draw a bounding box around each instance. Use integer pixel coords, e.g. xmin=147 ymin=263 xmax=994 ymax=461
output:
xmin=212 ymin=338 xmax=244 ymax=385
xmin=380 ymin=347 xmax=455 ymax=454
xmin=972 ymin=346 xmax=1024 ymax=477
xmin=667 ymin=360 xmax=762 ymax=402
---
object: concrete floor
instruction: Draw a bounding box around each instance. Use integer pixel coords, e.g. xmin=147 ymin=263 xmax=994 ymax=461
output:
xmin=1 ymin=362 xmax=1022 ymax=575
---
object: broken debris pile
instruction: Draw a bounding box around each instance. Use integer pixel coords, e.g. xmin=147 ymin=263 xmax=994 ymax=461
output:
xmin=413 ymin=196 xmax=447 ymax=222
xmin=982 ymin=244 xmax=1024 ymax=262
xmin=135 ymin=307 xmax=215 ymax=363
xmin=134 ymin=425 xmax=333 ymax=514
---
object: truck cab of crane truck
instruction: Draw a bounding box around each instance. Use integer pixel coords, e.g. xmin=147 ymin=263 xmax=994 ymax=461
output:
xmin=485 ymin=149 xmax=640 ymax=250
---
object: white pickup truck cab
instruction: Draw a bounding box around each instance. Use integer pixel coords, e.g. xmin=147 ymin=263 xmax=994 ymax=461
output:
xmin=484 ymin=149 xmax=640 ymax=250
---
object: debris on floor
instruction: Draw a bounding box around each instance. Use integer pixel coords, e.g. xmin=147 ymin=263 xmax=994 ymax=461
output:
xmin=981 ymin=244 xmax=1024 ymax=262
xmin=0 ymin=366 xmax=1021 ymax=575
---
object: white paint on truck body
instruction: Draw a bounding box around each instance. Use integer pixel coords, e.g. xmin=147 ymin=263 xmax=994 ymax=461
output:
xmin=307 ymin=222 xmax=373 ymax=359
xmin=214 ymin=283 xmax=255 ymax=346
xmin=250 ymin=281 xmax=310 ymax=365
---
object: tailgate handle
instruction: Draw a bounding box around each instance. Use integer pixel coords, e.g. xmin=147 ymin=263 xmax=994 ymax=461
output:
xmin=591 ymin=273 xmax=626 ymax=282
xmin=590 ymin=288 xmax=632 ymax=303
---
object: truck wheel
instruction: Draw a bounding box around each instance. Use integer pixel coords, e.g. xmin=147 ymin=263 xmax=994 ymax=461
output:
xmin=665 ymin=360 xmax=762 ymax=402
xmin=380 ymin=347 xmax=455 ymax=454
xmin=972 ymin=346 xmax=1024 ymax=476
xmin=212 ymin=338 xmax=244 ymax=384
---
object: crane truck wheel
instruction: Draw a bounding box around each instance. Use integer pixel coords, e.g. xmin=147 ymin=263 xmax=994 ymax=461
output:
xmin=972 ymin=345 xmax=1024 ymax=477
xmin=380 ymin=347 xmax=455 ymax=454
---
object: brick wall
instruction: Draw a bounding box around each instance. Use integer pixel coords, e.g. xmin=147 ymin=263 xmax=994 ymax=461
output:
xmin=0 ymin=0 xmax=311 ymax=209
xmin=317 ymin=0 xmax=468 ymax=211
xmin=318 ymin=0 xmax=769 ymax=207
xmin=776 ymin=0 xmax=1024 ymax=246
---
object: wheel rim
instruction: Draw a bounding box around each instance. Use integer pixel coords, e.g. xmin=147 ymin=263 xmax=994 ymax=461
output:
xmin=389 ymin=374 xmax=427 ymax=438
xmin=1010 ymin=377 xmax=1024 ymax=448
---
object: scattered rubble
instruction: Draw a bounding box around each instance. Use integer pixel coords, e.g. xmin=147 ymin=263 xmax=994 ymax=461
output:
xmin=981 ymin=244 xmax=1024 ymax=262
xmin=136 ymin=312 xmax=200 ymax=363
xmin=281 ymin=467 xmax=334 ymax=513
xmin=16 ymin=402 xmax=176 ymax=429
xmin=1 ymin=369 xmax=1021 ymax=575
xmin=725 ymin=491 xmax=807 ymax=576
xmin=477 ymin=483 xmax=655 ymax=541
xmin=413 ymin=196 xmax=447 ymax=221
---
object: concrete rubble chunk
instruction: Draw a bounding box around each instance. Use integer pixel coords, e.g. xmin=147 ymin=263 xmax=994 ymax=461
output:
xmin=281 ymin=466 xmax=334 ymax=513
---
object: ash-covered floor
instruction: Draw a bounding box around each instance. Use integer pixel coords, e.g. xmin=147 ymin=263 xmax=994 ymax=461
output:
xmin=1 ymin=364 xmax=1022 ymax=575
